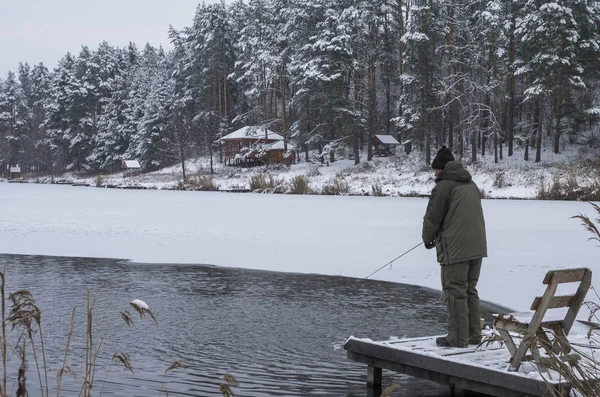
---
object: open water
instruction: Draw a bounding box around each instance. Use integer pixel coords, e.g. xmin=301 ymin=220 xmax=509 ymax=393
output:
xmin=0 ymin=254 xmax=498 ymax=397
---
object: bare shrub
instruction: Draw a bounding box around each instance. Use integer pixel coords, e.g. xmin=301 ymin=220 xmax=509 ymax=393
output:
xmin=95 ymin=175 xmax=105 ymax=187
xmin=492 ymin=171 xmax=506 ymax=188
xmin=322 ymin=178 xmax=349 ymax=195
xmin=371 ymin=184 xmax=385 ymax=197
xmin=192 ymin=176 xmax=220 ymax=191
xmin=538 ymin=175 xmax=600 ymax=201
xmin=250 ymin=174 xmax=284 ymax=193
xmin=290 ymin=175 xmax=311 ymax=194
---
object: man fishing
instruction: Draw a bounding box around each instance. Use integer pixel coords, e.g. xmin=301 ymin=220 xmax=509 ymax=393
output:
xmin=422 ymin=146 xmax=487 ymax=348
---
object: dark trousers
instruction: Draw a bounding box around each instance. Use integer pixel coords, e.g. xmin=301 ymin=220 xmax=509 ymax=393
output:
xmin=441 ymin=258 xmax=482 ymax=347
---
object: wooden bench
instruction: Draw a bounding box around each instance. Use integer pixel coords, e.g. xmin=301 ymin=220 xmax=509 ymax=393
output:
xmin=494 ymin=268 xmax=592 ymax=372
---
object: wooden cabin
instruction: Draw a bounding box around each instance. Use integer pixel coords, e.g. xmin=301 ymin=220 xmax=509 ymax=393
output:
xmin=220 ymin=126 xmax=287 ymax=165
xmin=372 ymin=134 xmax=400 ymax=157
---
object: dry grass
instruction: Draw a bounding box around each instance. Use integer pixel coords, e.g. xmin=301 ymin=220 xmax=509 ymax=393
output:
xmin=572 ymin=202 xmax=600 ymax=244
xmin=250 ymin=174 xmax=285 ymax=193
xmin=175 ymin=175 xmax=220 ymax=191
xmin=219 ymin=374 xmax=239 ymax=397
xmin=290 ymin=175 xmax=311 ymax=194
xmin=489 ymin=308 xmax=600 ymax=397
xmin=538 ymin=314 xmax=600 ymax=397
xmin=538 ymin=174 xmax=600 ymax=201
xmin=381 ymin=384 xmax=399 ymax=396
xmin=371 ymin=183 xmax=384 ymax=197
xmin=95 ymin=175 xmax=105 ymax=187
xmin=0 ymin=271 xmax=194 ymax=397
xmin=321 ymin=177 xmax=349 ymax=195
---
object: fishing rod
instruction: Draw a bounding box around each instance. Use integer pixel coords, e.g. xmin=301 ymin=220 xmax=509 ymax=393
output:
xmin=364 ymin=241 xmax=423 ymax=279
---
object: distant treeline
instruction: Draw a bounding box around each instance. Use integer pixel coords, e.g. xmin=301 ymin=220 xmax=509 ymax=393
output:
xmin=1 ymin=0 xmax=599 ymax=177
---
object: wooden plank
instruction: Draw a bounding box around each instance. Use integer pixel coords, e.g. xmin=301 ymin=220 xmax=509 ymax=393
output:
xmin=496 ymin=328 xmax=518 ymax=357
xmin=530 ymin=295 xmax=574 ymax=311
xmin=346 ymin=348 xmax=554 ymax=397
xmin=538 ymin=354 xmax=581 ymax=368
xmin=562 ymin=270 xmax=592 ymax=335
xmin=509 ymin=279 xmax=559 ymax=371
xmin=542 ymin=268 xmax=588 ymax=284
xmin=344 ymin=338 xmax=567 ymax=396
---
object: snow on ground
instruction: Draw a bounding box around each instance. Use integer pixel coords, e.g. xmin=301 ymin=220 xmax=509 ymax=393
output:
xmin=34 ymin=145 xmax=599 ymax=200
xmin=1 ymin=183 xmax=598 ymax=318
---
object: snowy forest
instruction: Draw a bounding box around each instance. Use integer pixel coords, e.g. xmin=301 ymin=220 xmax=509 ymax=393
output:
xmin=1 ymin=0 xmax=600 ymax=178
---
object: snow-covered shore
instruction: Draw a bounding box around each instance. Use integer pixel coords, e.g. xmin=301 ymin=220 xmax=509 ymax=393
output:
xmin=1 ymin=183 xmax=598 ymax=315
xmin=25 ymin=146 xmax=600 ymax=200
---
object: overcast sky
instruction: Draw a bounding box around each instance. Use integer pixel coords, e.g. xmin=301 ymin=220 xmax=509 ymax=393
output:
xmin=0 ymin=0 xmax=223 ymax=76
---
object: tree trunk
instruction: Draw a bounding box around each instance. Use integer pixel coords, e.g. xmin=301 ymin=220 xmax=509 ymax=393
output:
xmin=535 ymin=94 xmax=542 ymax=163
xmin=426 ymin=134 xmax=431 ymax=165
xmin=280 ymin=63 xmax=288 ymax=151
xmin=354 ymin=67 xmax=361 ymax=165
xmin=458 ymin=125 xmax=463 ymax=158
xmin=367 ymin=63 xmax=376 ymax=161
xmin=354 ymin=128 xmax=360 ymax=165
xmin=554 ymin=88 xmax=562 ymax=154
xmin=180 ymin=142 xmax=187 ymax=183
xmin=209 ymin=135 xmax=214 ymax=174
xmin=499 ymin=137 xmax=503 ymax=160
xmin=448 ymin=107 xmax=454 ymax=151
xmin=507 ymin=12 xmax=516 ymax=157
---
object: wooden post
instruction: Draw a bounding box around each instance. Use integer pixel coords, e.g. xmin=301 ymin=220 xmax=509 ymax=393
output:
xmin=367 ymin=365 xmax=382 ymax=396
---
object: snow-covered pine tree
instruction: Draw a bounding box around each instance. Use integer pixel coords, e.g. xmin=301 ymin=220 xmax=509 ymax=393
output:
xmin=0 ymin=71 xmax=28 ymax=176
xmin=291 ymin=0 xmax=358 ymax=163
xmin=45 ymin=53 xmax=77 ymax=172
xmin=87 ymin=44 xmax=135 ymax=171
xmin=231 ymin=0 xmax=277 ymax=128
xmin=125 ymin=44 xmax=172 ymax=170
xmin=399 ymin=0 xmax=442 ymax=164
xmin=26 ymin=63 xmax=52 ymax=173
xmin=516 ymin=0 xmax=588 ymax=161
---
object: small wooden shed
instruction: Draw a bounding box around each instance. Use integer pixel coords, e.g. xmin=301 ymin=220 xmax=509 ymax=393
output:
xmin=121 ymin=160 xmax=141 ymax=176
xmin=372 ymin=135 xmax=400 ymax=156
xmin=8 ymin=165 xmax=21 ymax=179
xmin=266 ymin=141 xmax=296 ymax=165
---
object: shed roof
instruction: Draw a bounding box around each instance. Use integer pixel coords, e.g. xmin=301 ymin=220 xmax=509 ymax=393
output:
xmin=374 ymin=134 xmax=400 ymax=145
xmin=220 ymin=126 xmax=284 ymax=141
xmin=268 ymin=141 xmax=295 ymax=150
xmin=122 ymin=160 xmax=141 ymax=169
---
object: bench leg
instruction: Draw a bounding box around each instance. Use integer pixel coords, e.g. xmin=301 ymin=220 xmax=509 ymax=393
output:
xmin=367 ymin=365 xmax=382 ymax=386
xmin=367 ymin=365 xmax=382 ymax=397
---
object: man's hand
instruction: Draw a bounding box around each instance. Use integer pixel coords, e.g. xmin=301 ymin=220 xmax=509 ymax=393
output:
xmin=425 ymin=240 xmax=436 ymax=250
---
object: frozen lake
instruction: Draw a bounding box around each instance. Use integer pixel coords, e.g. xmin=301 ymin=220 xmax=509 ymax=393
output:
xmin=1 ymin=183 xmax=597 ymax=312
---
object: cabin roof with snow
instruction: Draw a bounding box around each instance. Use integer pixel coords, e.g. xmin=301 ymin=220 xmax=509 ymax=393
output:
xmin=122 ymin=160 xmax=141 ymax=169
xmin=268 ymin=141 xmax=295 ymax=150
xmin=374 ymin=135 xmax=400 ymax=145
xmin=220 ymin=126 xmax=284 ymax=141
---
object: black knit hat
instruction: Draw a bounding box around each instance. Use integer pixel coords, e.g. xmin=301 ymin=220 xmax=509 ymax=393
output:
xmin=431 ymin=146 xmax=455 ymax=170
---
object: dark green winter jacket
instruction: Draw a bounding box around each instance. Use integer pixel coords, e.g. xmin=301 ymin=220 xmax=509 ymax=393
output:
xmin=422 ymin=161 xmax=487 ymax=265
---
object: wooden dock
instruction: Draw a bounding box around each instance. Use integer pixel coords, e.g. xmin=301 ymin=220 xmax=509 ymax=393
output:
xmin=344 ymin=333 xmax=574 ymax=397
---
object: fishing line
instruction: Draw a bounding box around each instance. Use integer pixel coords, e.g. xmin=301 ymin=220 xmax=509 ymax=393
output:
xmin=364 ymin=241 xmax=423 ymax=279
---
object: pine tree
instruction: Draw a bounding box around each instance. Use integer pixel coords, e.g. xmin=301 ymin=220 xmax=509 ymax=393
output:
xmin=516 ymin=0 xmax=587 ymax=161
xmin=0 ymin=72 xmax=28 ymax=176
xmin=291 ymin=1 xmax=358 ymax=162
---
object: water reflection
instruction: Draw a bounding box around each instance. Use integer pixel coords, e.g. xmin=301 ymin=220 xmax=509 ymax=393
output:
xmin=0 ymin=254 xmax=489 ymax=396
